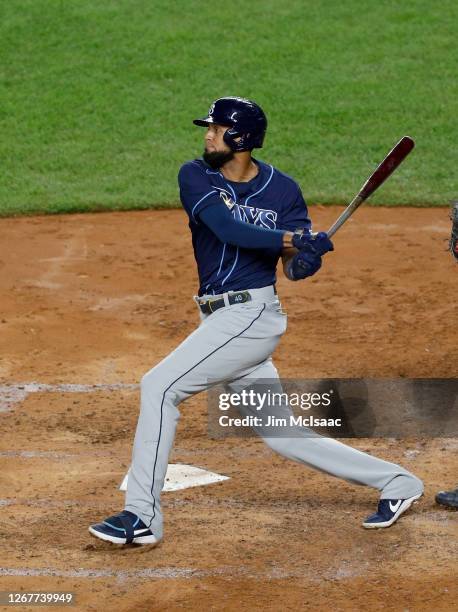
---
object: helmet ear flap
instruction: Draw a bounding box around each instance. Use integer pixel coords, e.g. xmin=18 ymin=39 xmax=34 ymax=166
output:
xmin=223 ymin=127 xmax=250 ymax=152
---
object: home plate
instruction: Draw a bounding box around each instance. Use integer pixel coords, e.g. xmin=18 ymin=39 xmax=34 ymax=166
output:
xmin=119 ymin=464 xmax=229 ymax=492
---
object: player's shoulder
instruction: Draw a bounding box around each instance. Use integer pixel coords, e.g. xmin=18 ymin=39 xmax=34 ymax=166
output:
xmin=256 ymin=159 xmax=301 ymax=194
xmin=179 ymin=158 xmax=206 ymax=174
xmin=178 ymin=159 xmax=209 ymax=183
xmin=271 ymin=164 xmax=302 ymax=193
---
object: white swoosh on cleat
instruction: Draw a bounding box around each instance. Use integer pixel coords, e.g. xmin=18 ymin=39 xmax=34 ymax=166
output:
xmin=133 ymin=529 xmax=151 ymax=536
xmin=389 ymin=500 xmax=402 ymax=512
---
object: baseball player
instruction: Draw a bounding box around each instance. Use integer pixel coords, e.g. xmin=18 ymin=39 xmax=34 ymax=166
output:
xmin=89 ymin=97 xmax=424 ymax=546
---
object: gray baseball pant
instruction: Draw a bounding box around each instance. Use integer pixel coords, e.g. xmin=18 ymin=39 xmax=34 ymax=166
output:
xmin=124 ymin=286 xmax=423 ymax=539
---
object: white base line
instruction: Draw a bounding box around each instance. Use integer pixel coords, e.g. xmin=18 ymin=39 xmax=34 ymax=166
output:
xmin=0 ymin=567 xmax=211 ymax=579
xmin=0 ymin=451 xmax=77 ymax=458
xmin=0 ymin=450 xmax=114 ymax=459
xmin=0 ymin=565 xmax=368 ymax=581
xmin=0 ymin=382 xmax=138 ymax=412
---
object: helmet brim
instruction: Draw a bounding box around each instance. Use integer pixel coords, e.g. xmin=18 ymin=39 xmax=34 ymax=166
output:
xmin=193 ymin=117 xmax=232 ymax=127
xmin=193 ymin=117 xmax=212 ymax=126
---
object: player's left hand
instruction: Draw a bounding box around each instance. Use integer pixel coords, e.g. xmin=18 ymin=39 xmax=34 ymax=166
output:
xmin=310 ymin=231 xmax=334 ymax=256
xmin=292 ymin=229 xmax=334 ymax=256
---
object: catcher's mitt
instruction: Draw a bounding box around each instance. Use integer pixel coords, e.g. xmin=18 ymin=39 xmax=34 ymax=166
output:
xmin=450 ymin=201 xmax=458 ymax=262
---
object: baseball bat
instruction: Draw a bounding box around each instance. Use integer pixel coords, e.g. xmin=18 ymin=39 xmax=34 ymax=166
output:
xmin=326 ymin=136 xmax=415 ymax=238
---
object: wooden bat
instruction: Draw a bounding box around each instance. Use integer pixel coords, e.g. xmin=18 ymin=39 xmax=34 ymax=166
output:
xmin=326 ymin=136 xmax=415 ymax=238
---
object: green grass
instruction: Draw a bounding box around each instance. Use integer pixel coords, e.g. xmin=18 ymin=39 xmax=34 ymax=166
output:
xmin=0 ymin=0 xmax=456 ymax=215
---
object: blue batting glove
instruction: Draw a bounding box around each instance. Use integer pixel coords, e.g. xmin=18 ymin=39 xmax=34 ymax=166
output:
xmin=287 ymin=250 xmax=322 ymax=280
xmin=311 ymin=231 xmax=334 ymax=256
xmin=291 ymin=228 xmax=314 ymax=251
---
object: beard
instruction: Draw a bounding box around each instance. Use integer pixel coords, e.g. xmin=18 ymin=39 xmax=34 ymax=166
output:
xmin=203 ymin=148 xmax=234 ymax=170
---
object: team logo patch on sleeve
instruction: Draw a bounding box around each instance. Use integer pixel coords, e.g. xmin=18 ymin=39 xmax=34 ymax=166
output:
xmin=216 ymin=188 xmax=235 ymax=210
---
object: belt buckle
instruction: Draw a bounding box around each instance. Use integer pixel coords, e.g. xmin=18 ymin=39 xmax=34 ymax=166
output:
xmin=207 ymin=298 xmax=218 ymax=313
xmin=198 ymin=297 xmax=219 ymax=314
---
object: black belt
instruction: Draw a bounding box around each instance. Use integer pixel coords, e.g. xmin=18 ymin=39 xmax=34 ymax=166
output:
xmin=198 ymin=291 xmax=252 ymax=315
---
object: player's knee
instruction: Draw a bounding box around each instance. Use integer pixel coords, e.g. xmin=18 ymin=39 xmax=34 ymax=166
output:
xmin=140 ymin=371 xmax=150 ymax=390
xmin=140 ymin=368 xmax=182 ymax=409
xmin=140 ymin=369 xmax=161 ymax=396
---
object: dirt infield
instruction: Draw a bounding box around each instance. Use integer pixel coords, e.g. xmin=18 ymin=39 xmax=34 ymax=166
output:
xmin=0 ymin=207 xmax=457 ymax=611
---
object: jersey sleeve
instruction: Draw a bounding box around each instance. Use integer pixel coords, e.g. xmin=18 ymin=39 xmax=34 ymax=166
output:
xmin=278 ymin=184 xmax=312 ymax=233
xmin=199 ymin=204 xmax=285 ymax=250
xmin=178 ymin=162 xmax=221 ymax=223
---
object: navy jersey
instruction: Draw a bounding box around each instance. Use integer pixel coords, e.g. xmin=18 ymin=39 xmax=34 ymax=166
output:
xmin=178 ymin=158 xmax=311 ymax=296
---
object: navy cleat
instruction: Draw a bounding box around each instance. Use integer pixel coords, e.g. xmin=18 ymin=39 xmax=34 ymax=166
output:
xmin=362 ymin=493 xmax=422 ymax=529
xmin=89 ymin=510 xmax=159 ymax=545
xmin=435 ymin=487 xmax=458 ymax=509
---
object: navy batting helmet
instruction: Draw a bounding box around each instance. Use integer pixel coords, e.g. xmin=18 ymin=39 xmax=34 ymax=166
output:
xmin=193 ymin=97 xmax=267 ymax=152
